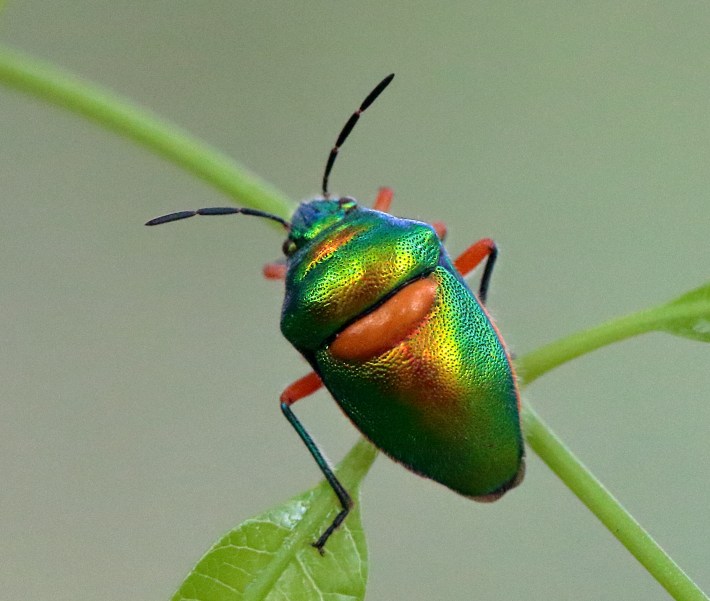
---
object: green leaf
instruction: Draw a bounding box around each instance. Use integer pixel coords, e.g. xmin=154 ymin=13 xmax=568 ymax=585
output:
xmin=172 ymin=488 xmax=367 ymax=601
xmin=172 ymin=439 xmax=376 ymax=601
xmin=657 ymin=281 xmax=710 ymax=342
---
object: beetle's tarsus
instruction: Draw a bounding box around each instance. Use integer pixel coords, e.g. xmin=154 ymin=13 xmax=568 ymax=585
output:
xmin=312 ymin=540 xmax=327 ymax=556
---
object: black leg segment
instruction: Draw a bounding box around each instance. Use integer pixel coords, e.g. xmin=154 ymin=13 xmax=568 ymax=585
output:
xmin=280 ymin=401 xmax=353 ymax=553
xmin=478 ymin=244 xmax=498 ymax=305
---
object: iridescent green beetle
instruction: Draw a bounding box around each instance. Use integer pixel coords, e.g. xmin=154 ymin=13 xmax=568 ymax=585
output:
xmin=147 ymin=74 xmax=524 ymax=552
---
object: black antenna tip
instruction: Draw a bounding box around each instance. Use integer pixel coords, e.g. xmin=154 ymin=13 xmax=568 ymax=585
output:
xmin=360 ymin=73 xmax=395 ymax=111
xmin=321 ymin=73 xmax=396 ymax=197
xmin=145 ymin=211 xmax=196 ymax=226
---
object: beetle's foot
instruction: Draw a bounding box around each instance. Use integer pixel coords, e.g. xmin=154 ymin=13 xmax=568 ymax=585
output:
xmin=311 ymin=540 xmax=327 ymax=556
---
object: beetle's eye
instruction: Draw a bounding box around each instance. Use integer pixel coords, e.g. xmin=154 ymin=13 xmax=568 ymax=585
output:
xmin=282 ymin=239 xmax=297 ymax=256
xmin=339 ymin=196 xmax=357 ymax=212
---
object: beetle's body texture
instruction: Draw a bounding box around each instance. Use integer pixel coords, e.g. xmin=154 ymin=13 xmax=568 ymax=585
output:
xmin=147 ymin=74 xmax=524 ymax=551
xmin=281 ymin=201 xmax=524 ymax=499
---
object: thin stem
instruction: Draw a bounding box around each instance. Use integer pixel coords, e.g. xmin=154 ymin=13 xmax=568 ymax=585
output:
xmin=522 ymin=405 xmax=708 ymax=601
xmin=517 ymin=303 xmax=699 ymax=385
xmin=0 ymin=46 xmax=295 ymax=221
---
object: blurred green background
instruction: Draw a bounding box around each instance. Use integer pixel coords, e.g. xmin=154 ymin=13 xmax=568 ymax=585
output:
xmin=1 ymin=2 xmax=708 ymax=600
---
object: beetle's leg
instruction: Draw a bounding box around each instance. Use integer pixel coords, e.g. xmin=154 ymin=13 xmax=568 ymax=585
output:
xmin=280 ymin=371 xmax=353 ymax=554
xmin=371 ymin=186 xmax=394 ymax=212
xmin=263 ymin=260 xmax=287 ymax=280
xmin=431 ymin=220 xmax=447 ymax=241
xmin=453 ymin=238 xmax=497 ymax=304
xmin=281 ymin=371 xmax=324 ymax=402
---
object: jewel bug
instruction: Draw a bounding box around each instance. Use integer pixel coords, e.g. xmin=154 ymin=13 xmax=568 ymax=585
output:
xmin=147 ymin=74 xmax=524 ymax=552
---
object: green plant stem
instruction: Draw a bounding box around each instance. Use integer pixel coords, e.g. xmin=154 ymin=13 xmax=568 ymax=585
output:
xmin=0 ymin=46 xmax=295 ymax=221
xmin=2 ymin=44 xmax=705 ymax=601
xmin=518 ymin=303 xmax=709 ymax=601
xmin=518 ymin=303 xmax=697 ymax=385
xmin=522 ymin=404 xmax=707 ymax=601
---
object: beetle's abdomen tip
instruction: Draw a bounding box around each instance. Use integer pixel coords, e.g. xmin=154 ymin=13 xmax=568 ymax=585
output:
xmin=471 ymin=458 xmax=526 ymax=503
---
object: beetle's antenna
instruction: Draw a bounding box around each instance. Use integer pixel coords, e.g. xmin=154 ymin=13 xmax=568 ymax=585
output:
xmin=321 ymin=73 xmax=395 ymax=198
xmin=145 ymin=206 xmax=290 ymax=228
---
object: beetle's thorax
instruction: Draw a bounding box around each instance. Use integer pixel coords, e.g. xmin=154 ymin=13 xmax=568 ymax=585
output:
xmin=281 ymin=199 xmax=440 ymax=351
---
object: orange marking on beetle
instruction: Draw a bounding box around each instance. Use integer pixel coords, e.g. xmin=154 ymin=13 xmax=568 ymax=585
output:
xmin=305 ymin=228 xmax=359 ymax=273
xmin=330 ymin=276 xmax=438 ymax=362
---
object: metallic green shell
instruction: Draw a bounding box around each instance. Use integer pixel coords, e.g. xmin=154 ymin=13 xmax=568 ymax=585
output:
xmin=280 ymin=200 xmax=523 ymax=498
xmin=316 ymin=265 xmax=522 ymax=497
xmin=282 ymin=205 xmax=439 ymax=350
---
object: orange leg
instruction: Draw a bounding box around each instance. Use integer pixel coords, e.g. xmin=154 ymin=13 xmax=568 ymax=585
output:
xmin=263 ymin=261 xmax=287 ymax=280
xmin=280 ymin=371 xmax=323 ymax=405
xmin=431 ymin=220 xmax=448 ymax=241
xmin=372 ymin=186 xmax=394 ymax=212
xmin=279 ymin=371 xmax=352 ymax=553
xmin=453 ymin=237 xmax=498 ymax=304
xmin=372 ymin=188 xmax=447 ymax=243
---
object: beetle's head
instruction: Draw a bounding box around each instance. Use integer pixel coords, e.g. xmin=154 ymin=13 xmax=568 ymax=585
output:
xmin=145 ymin=75 xmax=394 ymax=260
xmin=282 ymin=197 xmax=358 ymax=256
xmin=280 ymin=73 xmax=394 ymax=257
